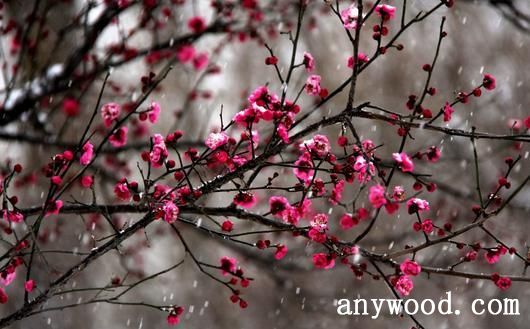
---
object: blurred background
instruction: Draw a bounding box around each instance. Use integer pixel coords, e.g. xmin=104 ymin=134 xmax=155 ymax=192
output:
xmin=0 ymin=0 xmax=530 ymax=328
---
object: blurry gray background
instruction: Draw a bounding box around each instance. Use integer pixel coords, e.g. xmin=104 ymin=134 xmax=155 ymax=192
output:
xmin=1 ymin=1 xmax=530 ymax=328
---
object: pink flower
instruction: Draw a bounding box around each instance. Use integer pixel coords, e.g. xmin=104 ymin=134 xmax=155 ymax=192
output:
xmin=329 ymin=179 xmax=345 ymax=205
xmin=193 ymin=52 xmax=209 ymax=70
xmin=233 ymin=192 xmax=257 ymax=209
xmin=162 ymin=201 xmax=179 ymax=223
xmin=495 ymin=276 xmax=512 ymax=290
xmin=303 ymin=52 xmax=315 ymax=72
xmin=347 ymin=52 xmax=369 ymax=68
xmin=369 ymin=184 xmax=387 ymax=208
xmin=221 ymin=220 xmax=233 ymax=232
xmin=421 ymin=219 xmax=434 ymax=234
xmin=375 ymin=4 xmax=396 ymax=21
xmin=187 ymin=16 xmax=206 ymax=33
xmin=276 ymin=124 xmax=289 ymax=143
xmin=341 ymin=4 xmax=359 ymax=29
xmin=392 ymin=186 xmax=405 ymax=201
xmin=485 ymin=250 xmax=501 ymax=264
xmin=114 ymin=181 xmax=130 ymax=200
xmin=220 ymin=256 xmax=237 ymax=275
xmin=177 ymin=45 xmax=196 ymax=63
xmin=269 ymin=196 xmax=291 ymax=217
xmin=406 ymin=198 xmax=430 ymax=214
xmin=167 ymin=313 xmax=180 ymax=326
xmin=62 ymin=98 xmax=80 ymax=117
xmin=426 ymin=146 xmax=441 ymax=162
xmin=101 ymin=102 xmax=121 ymax=127
xmin=0 ymin=270 xmax=16 ymax=287
xmin=310 ymin=213 xmax=329 ymax=231
xmin=340 ymin=213 xmax=359 ymax=230
xmin=400 ymin=259 xmax=421 ymax=276
xmin=80 ymin=142 xmax=94 ymax=166
xmin=45 ymin=200 xmax=63 ymax=217
xmin=205 ymin=132 xmax=228 ymax=150
xmin=312 ymin=253 xmax=335 ymax=269
xmin=300 ymin=134 xmax=330 ymax=158
xmin=282 ymin=207 xmax=301 ymax=225
xmin=150 ymin=134 xmax=168 ymax=167
xmin=275 ymin=244 xmax=288 ymax=260
xmin=443 ymin=102 xmax=454 ymax=122
xmin=293 ymin=153 xmax=314 ymax=183
xmin=394 ymin=275 xmax=414 ymax=296
xmin=2 ymin=210 xmax=24 ymax=223
xmin=483 ymin=73 xmax=496 ymax=90
xmin=24 ymin=280 xmax=36 ymax=292
xmin=109 ymin=126 xmax=128 ymax=147
xmin=305 ymin=75 xmax=322 ymax=96
xmin=308 ymin=228 xmax=327 ymax=243
xmin=81 ymin=175 xmax=94 ymax=188
xmin=392 ymin=152 xmax=414 ymax=173
xmin=147 ymin=102 xmax=161 ymax=123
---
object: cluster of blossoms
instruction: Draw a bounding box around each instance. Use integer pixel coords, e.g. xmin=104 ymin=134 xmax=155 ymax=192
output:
xmin=393 ymin=259 xmax=422 ymax=296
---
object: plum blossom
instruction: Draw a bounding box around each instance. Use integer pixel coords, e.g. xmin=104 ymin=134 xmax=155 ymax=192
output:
xmin=220 ymin=256 xmax=237 ymax=275
xmin=193 ymin=52 xmax=209 ymax=70
xmin=341 ymin=4 xmax=359 ymax=29
xmin=400 ymin=259 xmax=421 ymax=276
xmin=300 ymin=134 xmax=330 ymax=158
xmin=293 ymin=153 xmax=314 ymax=183
xmin=375 ymin=4 xmax=396 ymax=21
xmin=147 ymin=102 xmax=161 ymax=123
xmin=303 ymin=52 xmax=315 ymax=72
xmin=305 ymin=75 xmax=322 ymax=96
xmin=421 ymin=219 xmax=434 ymax=233
xmin=312 ymin=253 xmax=335 ymax=269
xmin=340 ymin=213 xmax=359 ymax=230
xmin=187 ymin=16 xmax=206 ymax=33
xmin=394 ymin=275 xmax=414 ymax=296
xmin=353 ymin=155 xmax=376 ymax=184
xmin=2 ymin=210 xmax=24 ymax=223
xmin=495 ymin=276 xmax=512 ymax=290
xmin=329 ymin=179 xmax=345 ymax=205
xmin=426 ymin=146 xmax=441 ymax=162
xmin=109 ymin=126 xmax=128 ymax=147
xmin=205 ymin=132 xmax=229 ymax=150
xmin=369 ymin=184 xmax=387 ymax=208
xmin=24 ymin=280 xmax=36 ymax=292
xmin=45 ymin=200 xmax=63 ymax=217
xmin=277 ymin=124 xmax=290 ymax=143
xmin=149 ymin=134 xmax=168 ymax=168
xmin=80 ymin=141 xmax=93 ymax=166
xmin=310 ymin=213 xmax=328 ymax=231
xmin=406 ymin=198 xmax=430 ymax=214
xmin=443 ymin=102 xmax=454 ymax=122
xmin=114 ymin=181 xmax=131 ymax=200
xmin=483 ymin=73 xmax=496 ymax=90
xmin=392 ymin=186 xmax=405 ymax=201
xmin=162 ymin=201 xmax=179 ymax=223
xmin=308 ymin=213 xmax=328 ymax=243
xmin=101 ymin=102 xmax=121 ymax=127
xmin=269 ymin=196 xmax=291 ymax=217
xmin=0 ymin=270 xmax=16 ymax=286
xmin=177 ymin=45 xmax=195 ymax=63
xmin=233 ymin=191 xmax=257 ymax=209
xmin=274 ymin=245 xmax=288 ymax=260
xmin=392 ymin=152 xmax=414 ymax=172
xmin=167 ymin=314 xmax=180 ymax=326
xmin=347 ymin=52 xmax=369 ymax=68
